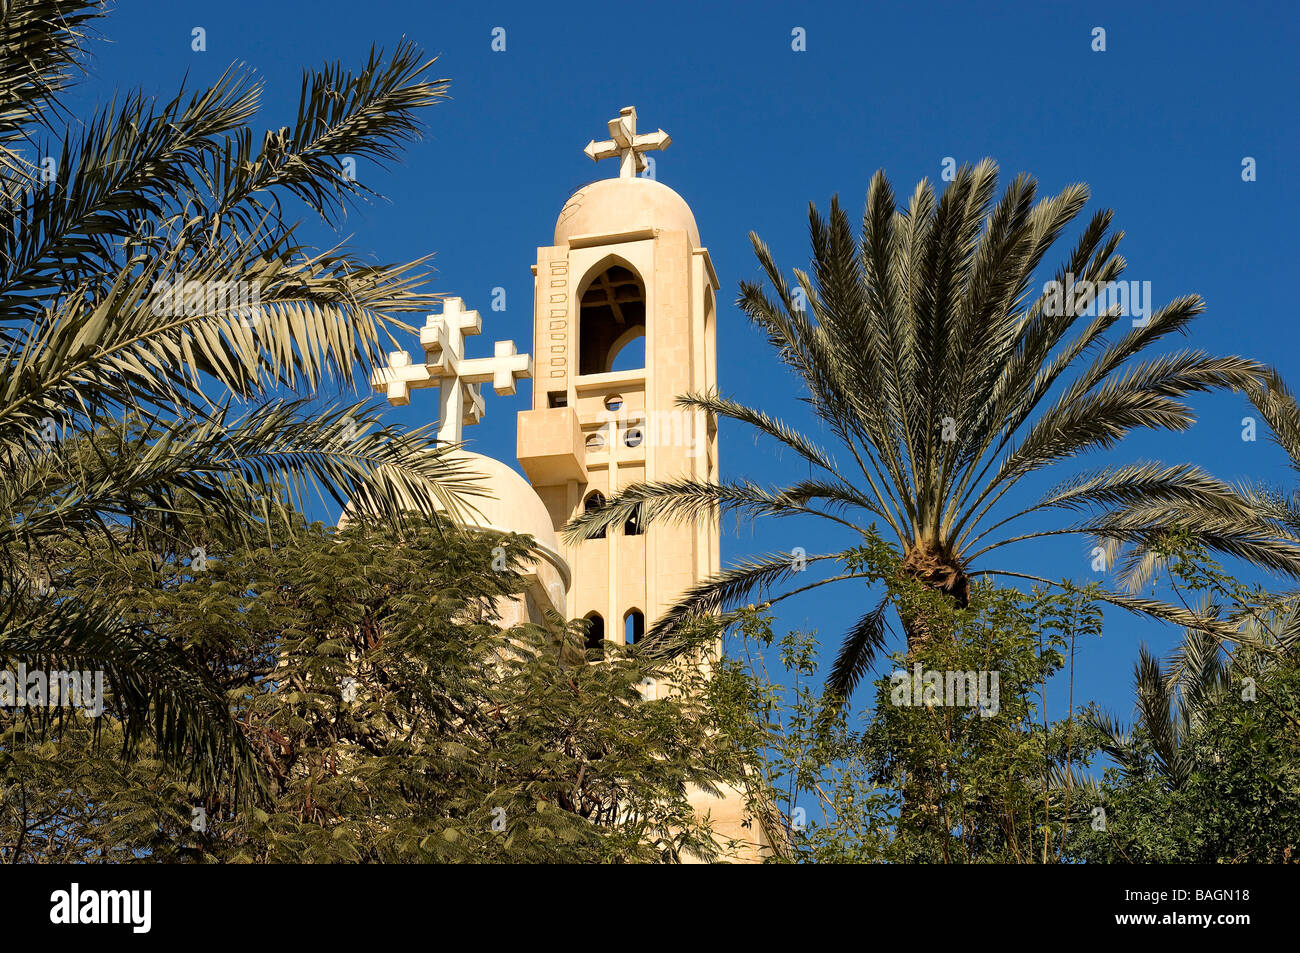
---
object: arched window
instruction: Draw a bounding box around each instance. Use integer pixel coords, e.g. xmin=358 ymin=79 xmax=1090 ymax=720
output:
xmin=584 ymin=491 xmax=607 ymax=538
xmin=623 ymin=502 xmax=644 ymax=536
xmin=584 ymin=612 xmax=605 ymax=657
xmin=578 ymin=263 xmax=646 ymax=375
xmin=624 ymin=610 xmax=644 ymax=646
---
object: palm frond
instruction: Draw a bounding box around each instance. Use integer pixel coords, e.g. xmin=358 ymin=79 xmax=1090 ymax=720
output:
xmin=561 ymin=477 xmax=870 ymax=544
xmin=1247 ymin=367 xmax=1300 ymax=479
xmin=0 ymin=0 xmax=101 ymax=180
xmin=826 ymin=596 xmax=893 ymax=702
xmin=0 ymin=594 xmax=262 ymax=798
xmin=641 ymin=551 xmax=864 ymax=656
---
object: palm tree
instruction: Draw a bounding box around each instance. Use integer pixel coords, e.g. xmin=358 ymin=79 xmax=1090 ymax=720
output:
xmin=564 ymin=159 xmax=1294 ymax=699
xmin=1 ymin=2 xmax=477 ymax=789
xmin=1157 ymin=368 xmax=1300 ymax=577
xmin=1091 ymin=616 xmax=1228 ymax=790
xmin=1088 ymin=598 xmax=1297 ymax=790
xmin=1086 ymin=370 xmax=1300 ymax=789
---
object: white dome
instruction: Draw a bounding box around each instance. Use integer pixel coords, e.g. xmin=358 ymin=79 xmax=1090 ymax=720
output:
xmin=554 ymin=176 xmax=700 ymax=247
xmin=450 ymin=451 xmax=567 ymax=582
xmin=338 ymin=450 xmax=570 ymax=595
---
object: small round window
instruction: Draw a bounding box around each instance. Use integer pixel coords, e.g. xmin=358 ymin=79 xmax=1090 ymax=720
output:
xmin=604 ymin=394 xmax=623 ymax=412
xmin=585 ymin=432 xmax=606 ymax=450
xmin=624 ymin=427 xmax=643 ymax=448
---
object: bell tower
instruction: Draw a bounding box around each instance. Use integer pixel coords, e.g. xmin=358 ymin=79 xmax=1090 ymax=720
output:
xmin=516 ymin=107 xmax=720 ymax=680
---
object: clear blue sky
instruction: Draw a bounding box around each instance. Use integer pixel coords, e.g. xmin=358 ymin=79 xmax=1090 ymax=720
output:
xmin=64 ymin=0 xmax=1300 ymax=720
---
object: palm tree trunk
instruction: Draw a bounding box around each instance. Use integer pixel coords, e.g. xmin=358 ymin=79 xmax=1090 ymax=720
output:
xmin=896 ymin=550 xmax=970 ymax=857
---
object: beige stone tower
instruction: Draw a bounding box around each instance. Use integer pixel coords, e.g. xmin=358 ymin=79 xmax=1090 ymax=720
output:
xmin=516 ymin=108 xmax=771 ymax=861
xmin=516 ymin=108 xmax=720 ymax=680
xmin=369 ymin=108 xmax=767 ymax=858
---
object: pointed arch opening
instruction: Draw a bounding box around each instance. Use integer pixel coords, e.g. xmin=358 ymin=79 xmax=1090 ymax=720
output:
xmin=584 ymin=612 xmax=605 ymax=657
xmin=578 ymin=260 xmax=646 ymax=376
xmin=624 ymin=610 xmax=644 ymax=646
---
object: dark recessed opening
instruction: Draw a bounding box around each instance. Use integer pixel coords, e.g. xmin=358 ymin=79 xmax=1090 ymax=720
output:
xmin=585 ymin=612 xmax=605 ymax=657
xmin=579 ymin=264 xmax=646 ymax=376
xmin=624 ymin=610 xmax=644 ymax=646
xmin=584 ymin=491 xmax=607 ymax=539
xmin=624 ymin=502 xmax=644 ymax=536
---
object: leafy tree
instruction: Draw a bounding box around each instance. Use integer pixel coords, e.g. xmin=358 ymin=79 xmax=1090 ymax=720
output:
xmin=1069 ymin=545 xmax=1300 ymax=863
xmin=0 ymin=507 xmax=747 ymax=863
xmin=565 ymin=160 xmax=1282 ymax=699
xmin=1070 ymin=647 xmax=1300 ymax=863
xmin=712 ymin=573 xmax=1105 ymax=863
xmin=1 ymin=1 xmax=475 ymax=787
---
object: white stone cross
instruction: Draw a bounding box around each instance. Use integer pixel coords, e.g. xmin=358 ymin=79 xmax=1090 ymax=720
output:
xmin=583 ymin=106 xmax=671 ymax=178
xmin=371 ymin=297 xmax=532 ymax=443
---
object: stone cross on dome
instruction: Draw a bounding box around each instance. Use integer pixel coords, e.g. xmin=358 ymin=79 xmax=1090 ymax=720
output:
xmin=371 ymin=297 xmax=532 ymax=443
xmin=583 ymin=106 xmax=671 ymax=178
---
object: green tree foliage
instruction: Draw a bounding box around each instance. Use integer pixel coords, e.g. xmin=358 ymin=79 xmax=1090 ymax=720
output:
xmin=1069 ymin=655 xmax=1300 ymax=864
xmin=0 ymin=509 xmax=745 ymax=862
xmin=711 ymin=569 xmax=1107 ymax=863
xmin=716 ymin=544 xmax=1299 ymax=863
xmin=1 ymin=0 xmax=476 ymax=788
xmin=1068 ymin=543 xmax=1300 ymax=863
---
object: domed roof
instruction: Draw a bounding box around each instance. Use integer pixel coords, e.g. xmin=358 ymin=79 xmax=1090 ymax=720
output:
xmin=338 ymin=450 xmax=570 ymax=592
xmin=554 ymin=176 xmax=700 ymax=247
xmin=450 ymin=451 xmax=561 ymax=556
